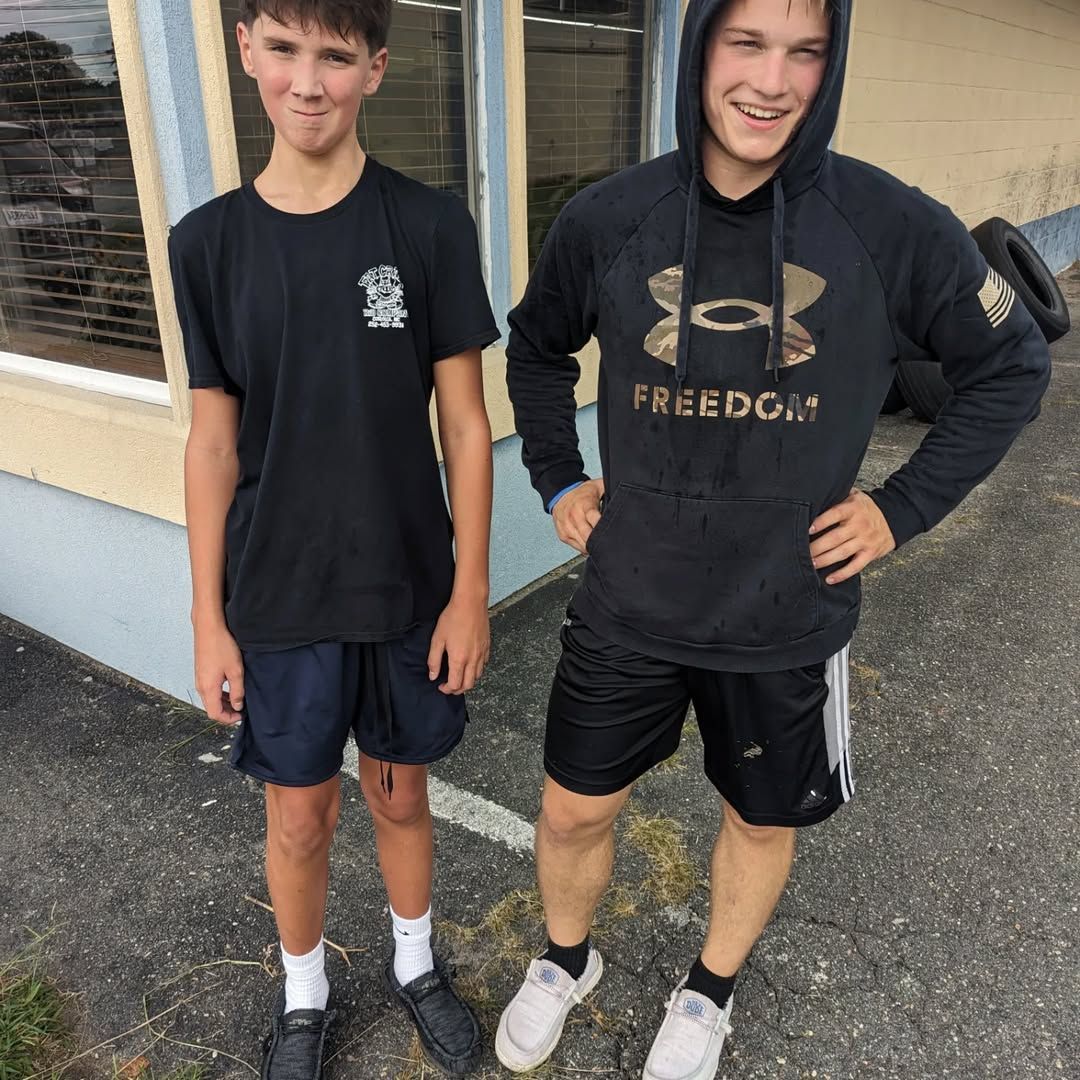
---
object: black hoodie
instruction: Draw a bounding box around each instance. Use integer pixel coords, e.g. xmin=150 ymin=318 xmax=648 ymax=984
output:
xmin=505 ymin=0 xmax=1051 ymax=672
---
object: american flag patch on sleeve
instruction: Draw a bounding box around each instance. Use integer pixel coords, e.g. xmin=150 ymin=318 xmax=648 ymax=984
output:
xmin=978 ymin=267 xmax=1016 ymax=328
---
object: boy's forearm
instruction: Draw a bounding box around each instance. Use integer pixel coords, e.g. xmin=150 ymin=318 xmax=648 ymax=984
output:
xmin=184 ymin=441 xmax=238 ymax=627
xmin=442 ymin=423 xmax=493 ymax=604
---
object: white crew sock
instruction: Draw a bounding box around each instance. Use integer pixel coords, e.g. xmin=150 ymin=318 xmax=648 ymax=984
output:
xmin=281 ymin=939 xmax=330 ymax=1013
xmin=392 ymin=906 xmax=434 ymax=986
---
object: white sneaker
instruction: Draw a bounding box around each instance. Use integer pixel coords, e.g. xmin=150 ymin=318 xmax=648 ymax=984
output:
xmin=495 ymin=949 xmax=604 ymax=1073
xmin=642 ymin=983 xmax=733 ymax=1080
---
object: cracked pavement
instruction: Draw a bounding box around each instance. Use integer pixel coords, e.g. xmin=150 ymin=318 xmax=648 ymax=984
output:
xmin=1 ymin=266 xmax=1078 ymax=1078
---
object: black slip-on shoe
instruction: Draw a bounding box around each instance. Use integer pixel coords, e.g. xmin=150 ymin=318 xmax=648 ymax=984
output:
xmin=260 ymin=989 xmax=336 ymax=1080
xmin=383 ymin=953 xmax=482 ymax=1075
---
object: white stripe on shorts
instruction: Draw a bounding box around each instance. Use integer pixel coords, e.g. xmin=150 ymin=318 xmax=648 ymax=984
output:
xmin=823 ymin=644 xmax=854 ymax=802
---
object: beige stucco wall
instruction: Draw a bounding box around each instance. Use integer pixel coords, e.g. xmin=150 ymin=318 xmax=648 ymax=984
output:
xmin=836 ymin=0 xmax=1080 ymax=229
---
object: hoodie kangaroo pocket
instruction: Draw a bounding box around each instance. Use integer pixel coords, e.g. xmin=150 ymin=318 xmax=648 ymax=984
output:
xmin=586 ymin=485 xmax=819 ymax=647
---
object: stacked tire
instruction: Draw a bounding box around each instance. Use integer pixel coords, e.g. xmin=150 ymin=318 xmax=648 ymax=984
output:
xmin=883 ymin=217 xmax=1070 ymax=422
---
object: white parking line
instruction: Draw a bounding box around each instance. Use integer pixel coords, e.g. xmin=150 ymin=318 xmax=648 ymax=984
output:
xmin=341 ymin=744 xmax=535 ymax=853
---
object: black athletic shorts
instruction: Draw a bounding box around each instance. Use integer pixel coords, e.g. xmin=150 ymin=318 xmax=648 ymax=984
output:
xmin=231 ymin=621 xmax=467 ymax=788
xmin=545 ymin=606 xmax=854 ymax=827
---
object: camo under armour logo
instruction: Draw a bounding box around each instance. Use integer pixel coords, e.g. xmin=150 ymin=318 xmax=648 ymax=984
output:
xmin=643 ymin=263 xmax=827 ymax=369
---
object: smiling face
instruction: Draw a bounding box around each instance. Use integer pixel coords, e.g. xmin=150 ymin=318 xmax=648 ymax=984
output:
xmin=237 ymin=13 xmax=387 ymax=159
xmin=700 ymin=0 xmax=831 ymax=196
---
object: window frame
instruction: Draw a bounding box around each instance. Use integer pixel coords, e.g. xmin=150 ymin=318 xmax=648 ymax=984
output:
xmin=0 ymin=0 xmax=187 ymax=415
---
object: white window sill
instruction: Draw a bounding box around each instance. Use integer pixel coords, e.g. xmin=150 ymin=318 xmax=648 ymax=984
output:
xmin=0 ymin=351 xmax=172 ymax=408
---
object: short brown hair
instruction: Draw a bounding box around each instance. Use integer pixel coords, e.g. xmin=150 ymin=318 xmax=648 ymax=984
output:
xmin=238 ymin=0 xmax=392 ymax=53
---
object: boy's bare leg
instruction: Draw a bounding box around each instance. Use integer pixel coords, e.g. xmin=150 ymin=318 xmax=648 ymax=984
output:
xmin=536 ymin=777 xmax=634 ymax=946
xmin=358 ymin=756 xmax=437 ymax=988
xmin=358 ymin=756 xmax=434 ymax=917
xmin=496 ymin=777 xmax=631 ymax=1071
xmin=699 ymin=798 xmax=796 ymax=978
xmin=265 ymin=777 xmax=341 ymax=953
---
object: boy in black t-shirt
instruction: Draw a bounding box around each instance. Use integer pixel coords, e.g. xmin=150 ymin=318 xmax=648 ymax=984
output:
xmin=168 ymin=2 xmax=498 ymax=1075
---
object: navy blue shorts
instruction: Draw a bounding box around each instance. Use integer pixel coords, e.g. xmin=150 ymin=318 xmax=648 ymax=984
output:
xmin=230 ymin=622 xmax=467 ymax=787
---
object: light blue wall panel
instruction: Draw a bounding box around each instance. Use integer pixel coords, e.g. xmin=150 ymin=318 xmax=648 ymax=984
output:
xmin=1020 ymin=203 xmax=1080 ymax=276
xmin=0 ymin=472 xmax=197 ymax=702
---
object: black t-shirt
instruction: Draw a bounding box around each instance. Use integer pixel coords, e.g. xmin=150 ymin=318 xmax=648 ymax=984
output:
xmin=168 ymin=158 xmax=499 ymax=650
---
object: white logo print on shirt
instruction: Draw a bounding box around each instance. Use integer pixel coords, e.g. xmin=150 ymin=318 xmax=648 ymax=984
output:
xmin=358 ymin=264 xmax=409 ymax=328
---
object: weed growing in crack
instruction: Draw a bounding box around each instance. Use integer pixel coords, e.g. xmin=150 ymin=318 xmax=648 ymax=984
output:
xmin=625 ymin=807 xmax=701 ymax=907
xmin=850 ymin=660 xmax=882 ymax=701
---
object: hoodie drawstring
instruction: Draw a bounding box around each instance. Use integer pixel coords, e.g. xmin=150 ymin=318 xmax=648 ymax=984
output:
xmin=364 ymin=642 xmax=395 ymax=799
xmin=768 ymin=175 xmax=786 ymax=383
xmin=674 ymin=173 xmax=701 ymax=389
xmin=677 ymin=174 xmax=787 ymax=387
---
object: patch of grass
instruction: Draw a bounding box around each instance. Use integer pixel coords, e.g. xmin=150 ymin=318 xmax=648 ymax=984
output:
xmin=479 ymin=889 xmax=545 ymax=944
xmin=624 ymin=807 xmax=700 ymax=907
xmin=0 ymin=937 xmax=73 ymax=1080
xmin=591 ymin=883 xmax=641 ymax=947
xmin=850 ymin=660 xmax=882 ymax=700
xmin=601 ymin=884 xmax=639 ymax=921
xmin=1050 ymin=493 xmax=1080 ymax=508
xmin=438 ymin=888 xmax=545 ymax=972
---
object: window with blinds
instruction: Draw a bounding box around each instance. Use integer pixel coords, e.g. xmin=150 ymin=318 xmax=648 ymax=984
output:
xmin=524 ymin=0 xmax=649 ymax=266
xmin=221 ymin=1 xmax=472 ymax=203
xmin=0 ymin=3 xmax=163 ymax=380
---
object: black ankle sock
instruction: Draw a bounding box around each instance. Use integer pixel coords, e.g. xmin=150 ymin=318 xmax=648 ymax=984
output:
xmin=541 ymin=935 xmax=590 ymax=980
xmin=684 ymin=956 xmax=736 ymax=1009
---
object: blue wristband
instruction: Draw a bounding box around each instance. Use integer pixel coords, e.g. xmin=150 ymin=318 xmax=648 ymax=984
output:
xmin=547 ymin=481 xmax=586 ymax=514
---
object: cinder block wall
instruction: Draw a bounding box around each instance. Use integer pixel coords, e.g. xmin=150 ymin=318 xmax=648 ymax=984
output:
xmin=837 ymin=0 xmax=1080 ymax=236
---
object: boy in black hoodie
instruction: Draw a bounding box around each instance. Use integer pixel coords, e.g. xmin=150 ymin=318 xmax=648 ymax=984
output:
xmin=496 ymin=0 xmax=1050 ymax=1077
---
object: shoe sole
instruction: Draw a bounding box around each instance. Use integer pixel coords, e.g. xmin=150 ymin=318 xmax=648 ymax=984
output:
xmin=494 ymin=955 xmax=604 ymax=1074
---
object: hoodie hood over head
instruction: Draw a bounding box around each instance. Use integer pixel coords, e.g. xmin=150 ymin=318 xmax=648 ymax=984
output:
xmin=672 ymin=0 xmax=852 ymax=385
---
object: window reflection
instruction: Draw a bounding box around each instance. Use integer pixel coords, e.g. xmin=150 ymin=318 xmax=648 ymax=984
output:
xmin=523 ymin=0 xmax=649 ymax=266
xmin=0 ymin=7 xmax=163 ymax=380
